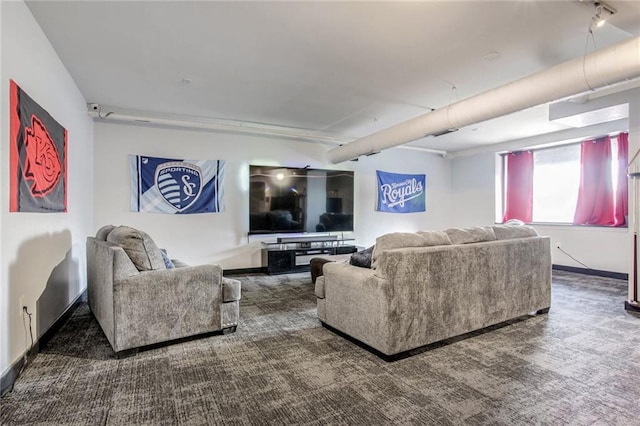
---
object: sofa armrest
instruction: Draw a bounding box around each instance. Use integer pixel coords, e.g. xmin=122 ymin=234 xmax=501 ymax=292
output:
xmin=112 ymin=264 xmax=223 ymax=351
xmin=321 ymin=262 xmax=393 ymax=354
xmin=87 ymin=237 xmax=117 ymax=349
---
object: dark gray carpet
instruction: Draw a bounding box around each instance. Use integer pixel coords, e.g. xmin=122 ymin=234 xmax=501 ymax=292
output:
xmin=2 ymin=271 xmax=640 ymax=425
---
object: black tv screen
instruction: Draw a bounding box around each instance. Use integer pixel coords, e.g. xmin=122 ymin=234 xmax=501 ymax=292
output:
xmin=249 ymin=165 xmax=354 ymax=234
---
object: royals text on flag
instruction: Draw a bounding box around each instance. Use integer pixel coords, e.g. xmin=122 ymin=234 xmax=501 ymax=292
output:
xmin=376 ymin=170 xmax=426 ymax=213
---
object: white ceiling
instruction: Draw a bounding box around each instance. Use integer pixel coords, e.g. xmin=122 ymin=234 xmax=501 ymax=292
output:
xmin=25 ymin=0 xmax=640 ymax=154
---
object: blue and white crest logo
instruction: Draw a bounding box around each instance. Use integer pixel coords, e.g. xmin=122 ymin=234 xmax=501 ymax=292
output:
xmin=155 ymin=162 xmax=203 ymax=212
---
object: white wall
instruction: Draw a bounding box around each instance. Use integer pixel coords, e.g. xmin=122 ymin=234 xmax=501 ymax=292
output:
xmin=93 ymin=121 xmax=451 ymax=268
xmin=450 ymin=88 xmax=639 ymax=275
xmin=1 ymin=1 xmax=94 ymax=377
xmin=349 ymin=148 xmax=452 ymax=247
xmin=450 ymin=152 xmax=498 ymax=227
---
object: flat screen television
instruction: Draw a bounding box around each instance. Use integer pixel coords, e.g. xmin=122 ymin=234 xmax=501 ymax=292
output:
xmin=249 ymin=165 xmax=354 ymax=234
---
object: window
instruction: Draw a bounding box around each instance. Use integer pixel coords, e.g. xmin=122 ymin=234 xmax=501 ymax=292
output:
xmin=500 ymin=133 xmax=627 ymax=226
xmin=531 ymin=144 xmax=580 ymax=223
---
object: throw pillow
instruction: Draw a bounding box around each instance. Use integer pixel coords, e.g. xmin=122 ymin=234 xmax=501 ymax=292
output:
xmin=95 ymin=224 xmax=115 ymax=241
xmin=371 ymin=233 xmax=428 ymax=269
xmin=350 ymin=245 xmax=375 ymax=268
xmin=160 ymin=249 xmax=175 ymax=269
xmin=107 ymin=226 xmax=166 ymax=271
xmin=446 ymin=226 xmax=497 ymax=244
xmin=492 ymin=225 xmax=538 ymax=240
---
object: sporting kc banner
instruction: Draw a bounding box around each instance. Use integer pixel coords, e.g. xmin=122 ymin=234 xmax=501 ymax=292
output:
xmin=10 ymin=80 xmax=67 ymax=212
xmin=376 ymin=170 xmax=426 ymax=213
xmin=129 ymin=155 xmax=225 ymax=214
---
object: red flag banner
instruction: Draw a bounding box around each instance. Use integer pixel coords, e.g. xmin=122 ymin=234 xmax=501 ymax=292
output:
xmin=10 ymin=80 xmax=67 ymax=212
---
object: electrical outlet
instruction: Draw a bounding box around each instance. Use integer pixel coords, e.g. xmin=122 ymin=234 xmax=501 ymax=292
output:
xmin=18 ymin=296 xmax=25 ymax=316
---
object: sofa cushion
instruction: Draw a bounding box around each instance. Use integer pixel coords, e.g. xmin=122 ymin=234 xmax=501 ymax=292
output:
xmin=107 ymin=226 xmax=166 ymax=271
xmin=416 ymin=230 xmax=452 ymax=246
xmin=350 ymin=245 xmax=374 ymax=268
xmin=95 ymin=225 xmax=115 ymax=241
xmin=222 ymin=277 xmax=241 ymax=302
xmin=492 ymin=225 xmax=538 ymax=240
xmin=372 ymin=232 xmax=429 ymax=269
xmin=446 ymin=226 xmax=497 ymax=245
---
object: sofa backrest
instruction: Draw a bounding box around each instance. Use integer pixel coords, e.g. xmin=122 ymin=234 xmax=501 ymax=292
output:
xmin=371 ymin=230 xmax=452 ymax=269
xmin=491 ymin=224 xmax=539 ymax=240
xmin=374 ymin=233 xmax=550 ymax=282
xmin=445 ymin=226 xmax=497 ymax=244
xmin=370 ymin=225 xmax=538 ymax=271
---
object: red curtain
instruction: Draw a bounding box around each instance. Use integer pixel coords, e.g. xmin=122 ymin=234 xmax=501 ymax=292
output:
xmin=503 ymin=151 xmax=533 ymax=223
xmin=614 ymin=132 xmax=629 ymax=226
xmin=573 ymin=136 xmax=614 ymax=225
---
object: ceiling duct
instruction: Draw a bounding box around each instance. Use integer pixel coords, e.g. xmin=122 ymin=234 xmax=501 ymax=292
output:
xmin=327 ymin=35 xmax=640 ymax=164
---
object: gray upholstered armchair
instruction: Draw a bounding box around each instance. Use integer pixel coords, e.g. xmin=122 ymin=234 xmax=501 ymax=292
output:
xmin=86 ymin=225 xmax=240 ymax=355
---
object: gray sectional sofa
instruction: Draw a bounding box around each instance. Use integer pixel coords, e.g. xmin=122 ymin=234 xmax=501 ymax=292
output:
xmin=87 ymin=225 xmax=240 ymax=354
xmin=315 ymin=225 xmax=551 ymax=358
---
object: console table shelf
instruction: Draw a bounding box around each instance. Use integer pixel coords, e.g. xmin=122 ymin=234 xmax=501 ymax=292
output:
xmin=262 ymin=237 xmax=356 ymax=274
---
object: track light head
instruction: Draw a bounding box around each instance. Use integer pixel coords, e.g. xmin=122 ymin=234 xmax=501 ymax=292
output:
xmin=592 ymin=1 xmax=616 ymax=28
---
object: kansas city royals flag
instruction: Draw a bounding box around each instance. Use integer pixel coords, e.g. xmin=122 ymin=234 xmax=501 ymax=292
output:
xmin=376 ymin=170 xmax=426 ymax=213
xmin=130 ymin=155 xmax=225 ymax=214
